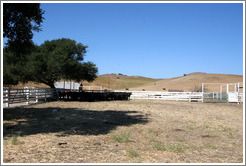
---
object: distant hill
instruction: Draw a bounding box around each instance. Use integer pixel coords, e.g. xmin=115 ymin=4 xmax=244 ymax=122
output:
xmin=82 ymin=73 xmax=158 ymax=90
xmin=9 ymin=72 xmax=243 ymax=92
xmin=129 ymin=72 xmax=243 ymax=92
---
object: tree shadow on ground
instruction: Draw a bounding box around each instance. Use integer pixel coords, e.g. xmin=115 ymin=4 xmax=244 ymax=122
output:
xmin=3 ymin=107 xmax=148 ymax=137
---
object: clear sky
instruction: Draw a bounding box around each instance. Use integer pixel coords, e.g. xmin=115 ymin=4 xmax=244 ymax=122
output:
xmin=21 ymin=3 xmax=246 ymax=78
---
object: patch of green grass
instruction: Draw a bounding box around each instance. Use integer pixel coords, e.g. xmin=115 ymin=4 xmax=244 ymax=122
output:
xmin=11 ymin=134 xmax=18 ymax=145
xmin=3 ymin=139 xmax=8 ymax=145
xmin=187 ymin=120 xmax=197 ymax=130
xmin=221 ymin=126 xmax=233 ymax=132
xmin=152 ymin=141 xmax=167 ymax=151
xmin=146 ymin=136 xmax=156 ymax=143
xmin=218 ymin=126 xmax=235 ymax=139
xmin=133 ymin=159 xmax=142 ymax=163
xmin=204 ymin=143 xmax=217 ymax=150
xmin=167 ymin=143 xmax=187 ymax=153
xmin=126 ymin=149 xmax=139 ymax=158
xmin=187 ymin=125 xmax=196 ymax=130
xmin=227 ymin=131 xmax=235 ymax=139
xmin=203 ymin=123 xmax=211 ymax=129
xmin=152 ymin=141 xmax=187 ymax=153
xmin=188 ymin=120 xmax=196 ymax=124
xmin=177 ymin=136 xmax=185 ymax=142
xmin=111 ymin=132 xmax=130 ymax=143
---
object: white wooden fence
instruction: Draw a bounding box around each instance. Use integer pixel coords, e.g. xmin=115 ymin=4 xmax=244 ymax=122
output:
xmin=3 ymin=87 xmax=57 ymax=108
xmin=115 ymin=91 xmax=203 ymax=102
xmin=3 ymin=88 xmax=243 ymax=107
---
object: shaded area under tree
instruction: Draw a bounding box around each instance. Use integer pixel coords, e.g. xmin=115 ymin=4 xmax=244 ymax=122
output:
xmin=3 ymin=105 xmax=148 ymax=137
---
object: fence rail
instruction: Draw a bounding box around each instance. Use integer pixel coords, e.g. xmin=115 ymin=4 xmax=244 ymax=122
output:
xmin=3 ymin=87 xmax=57 ymax=108
xmin=115 ymin=90 xmax=243 ymax=103
xmin=115 ymin=91 xmax=203 ymax=102
xmin=3 ymin=88 xmax=243 ymax=108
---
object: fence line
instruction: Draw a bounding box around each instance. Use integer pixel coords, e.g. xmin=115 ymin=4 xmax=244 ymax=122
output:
xmin=115 ymin=90 xmax=243 ymax=103
xmin=3 ymin=88 xmax=243 ymax=107
xmin=115 ymin=91 xmax=203 ymax=102
xmin=3 ymin=87 xmax=57 ymax=108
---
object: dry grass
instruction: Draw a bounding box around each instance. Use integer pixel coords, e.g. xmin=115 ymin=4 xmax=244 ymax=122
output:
xmin=130 ymin=73 xmax=243 ymax=92
xmin=3 ymin=100 xmax=243 ymax=163
xmin=10 ymin=73 xmax=242 ymax=92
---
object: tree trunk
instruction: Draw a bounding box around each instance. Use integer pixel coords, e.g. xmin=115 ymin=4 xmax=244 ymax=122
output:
xmin=49 ymin=85 xmax=55 ymax=89
xmin=48 ymin=82 xmax=55 ymax=89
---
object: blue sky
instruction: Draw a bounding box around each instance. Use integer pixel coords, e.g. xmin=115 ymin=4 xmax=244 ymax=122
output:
xmin=9 ymin=3 xmax=245 ymax=79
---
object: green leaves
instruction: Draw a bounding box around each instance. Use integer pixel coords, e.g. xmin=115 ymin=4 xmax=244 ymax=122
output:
xmin=4 ymin=37 xmax=98 ymax=88
xmin=27 ymin=38 xmax=98 ymax=88
xmin=3 ymin=5 xmax=97 ymax=87
xmin=3 ymin=3 xmax=44 ymax=42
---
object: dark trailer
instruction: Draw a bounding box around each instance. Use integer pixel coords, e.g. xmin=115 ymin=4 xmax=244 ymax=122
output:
xmin=57 ymin=89 xmax=132 ymax=102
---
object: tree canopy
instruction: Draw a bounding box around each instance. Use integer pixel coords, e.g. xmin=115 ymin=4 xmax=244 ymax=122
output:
xmin=26 ymin=38 xmax=98 ymax=88
xmin=3 ymin=3 xmax=44 ymax=53
xmin=3 ymin=3 xmax=45 ymax=86
xmin=3 ymin=4 xmax=98 ymax=88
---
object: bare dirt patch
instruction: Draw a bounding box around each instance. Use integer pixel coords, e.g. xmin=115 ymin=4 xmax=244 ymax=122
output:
xmin=3 ymin=100 xmax=243 ymax=163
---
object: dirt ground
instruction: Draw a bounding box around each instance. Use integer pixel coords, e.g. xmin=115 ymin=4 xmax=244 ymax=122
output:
xmin=2 ymin=100 xmax=244 ymax=163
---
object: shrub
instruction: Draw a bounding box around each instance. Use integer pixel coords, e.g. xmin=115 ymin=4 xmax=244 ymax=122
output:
xmin=190 ymin=86 xmax=208 ymax=92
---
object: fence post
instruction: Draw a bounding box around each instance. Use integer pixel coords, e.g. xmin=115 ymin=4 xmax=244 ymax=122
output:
xmin=202 ymin=83 xmax=204 ymax=103
xmin=26 ymin=88 xmax=30 ymax=104
xmin=4 ymin=89 xmax=7 ymax=107
xmin=220 ymin=85 xmax=222 ymax=100
xmin=7 ymin=87 xmax=10 ymax=107
xmin=44 ymin=89 xmax=47 ymax=102
xmin=36 ymin=88 xmax=38 ymax=103
xmin=5 ymin=88 xmax=10 ymax=107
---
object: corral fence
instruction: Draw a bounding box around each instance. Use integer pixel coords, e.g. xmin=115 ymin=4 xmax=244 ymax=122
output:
xmin=202 ymin=82 xmax=244 ymax=103
xmin=3 ymin=87 xmax=58 ymax=108
xmin=3 ymin=85 xmax=243 ymax=108
xmin=115 ymin=91 xmax=203 ymax=102
xmin=202 ymin=92 xmax=244 ymax=103
xmin=116 ymin=90 xmax=243 ymax=103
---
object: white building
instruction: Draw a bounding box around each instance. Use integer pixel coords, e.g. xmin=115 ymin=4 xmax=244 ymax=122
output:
xmin=54 ymin=81 xmax=81 ymax=90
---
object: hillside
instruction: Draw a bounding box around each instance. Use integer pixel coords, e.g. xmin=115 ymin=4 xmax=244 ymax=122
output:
xmin=81 ymin=74 xmax=158 ymax=90
xmin=129 ymin=72 xmax=243 ymax=92
xmin=9 ymin=72 xmax=243 ymax=92
xmin=82 ymin=72 xmax=243 ymax=92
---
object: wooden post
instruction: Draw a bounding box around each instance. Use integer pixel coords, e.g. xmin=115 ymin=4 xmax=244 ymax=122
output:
xmin=202 ymin=83 xmax=204 ymax=103
xmin=44 ymin=89 xmax=47 ymax=102
xmin=220 ymin=85 xmax=222 ymax=100
xmin=26 ymin=88 xmax=29 ymax=104
xmin=4 ymin=89 xmax=7 ymax=107
xmin=6 ymin=88 xmax=10 ymax=107
xmin=36 ymin=88 xmax=38 ymax=103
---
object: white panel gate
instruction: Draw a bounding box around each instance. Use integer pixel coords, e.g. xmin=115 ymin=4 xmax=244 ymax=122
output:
xmin=227 ymin=92 xmax=238 ymax=103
